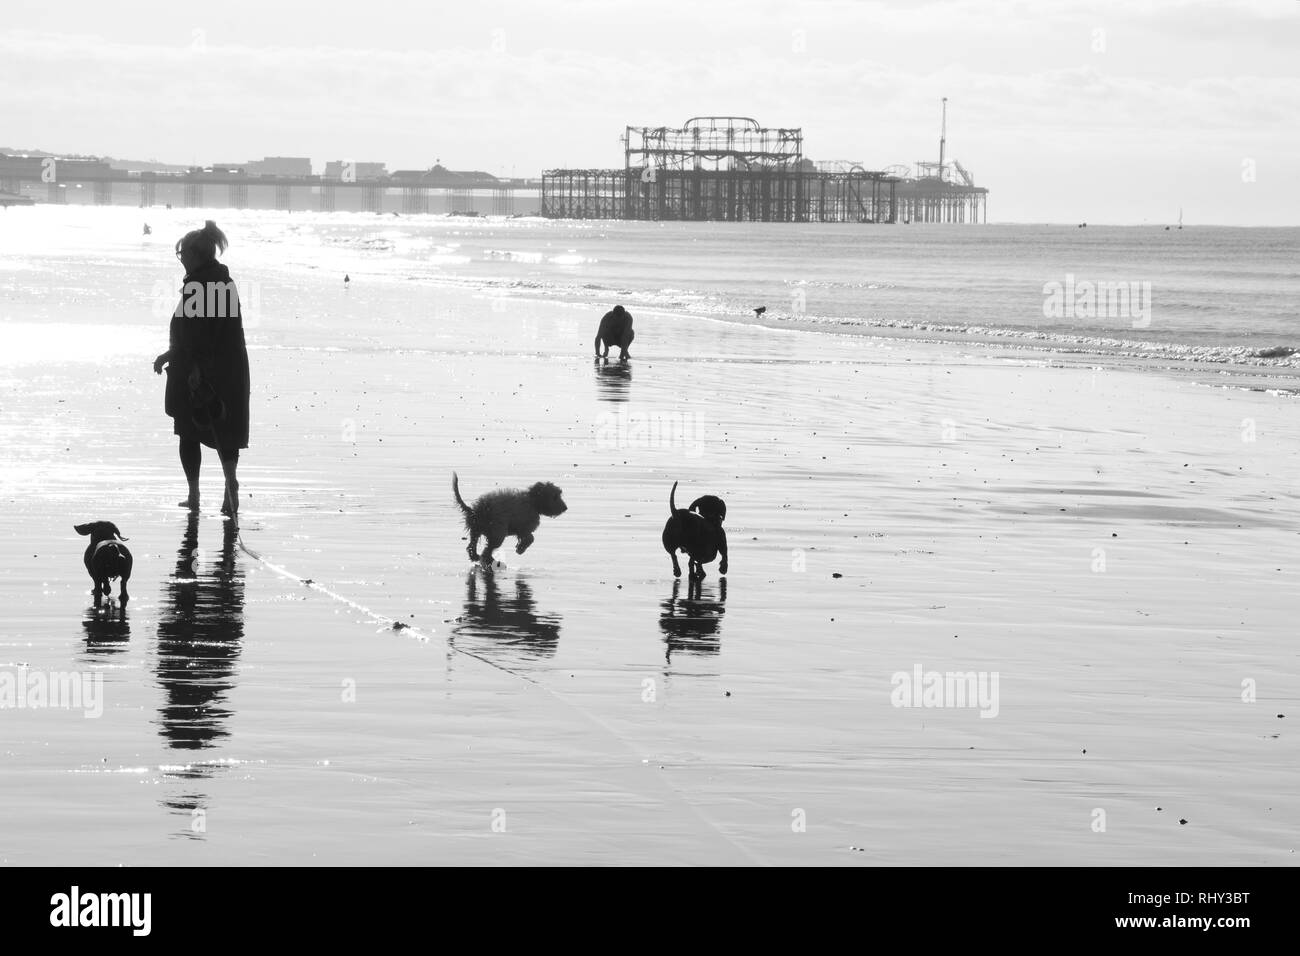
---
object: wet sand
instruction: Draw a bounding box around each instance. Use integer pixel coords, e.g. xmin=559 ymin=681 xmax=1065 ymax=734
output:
xmin=1 ymin=287 xmax=1298 ymax=865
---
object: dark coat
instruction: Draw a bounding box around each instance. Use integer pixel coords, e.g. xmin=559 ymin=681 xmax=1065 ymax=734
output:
xmin=164 ymin=261 xmax=251 ymax=451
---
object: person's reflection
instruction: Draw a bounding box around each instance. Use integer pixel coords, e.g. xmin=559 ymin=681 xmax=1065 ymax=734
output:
xmin=660 ymin=576 xmax=726 ymax=664
xmin=451 ymin=568 xmax=561 ymax=665
xmin=594 ymin=358 xmax=632 ymax=403
xmin=155 ymin=513 xmax=244 ymax=751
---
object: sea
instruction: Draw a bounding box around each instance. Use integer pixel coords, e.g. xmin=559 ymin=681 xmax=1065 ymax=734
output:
xmin=2 ymin=205 xmax=1297 ymax=385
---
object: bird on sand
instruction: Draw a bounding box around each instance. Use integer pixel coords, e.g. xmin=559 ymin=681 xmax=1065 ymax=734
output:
xmin=753 ymin=306 xmax=766 ymax=317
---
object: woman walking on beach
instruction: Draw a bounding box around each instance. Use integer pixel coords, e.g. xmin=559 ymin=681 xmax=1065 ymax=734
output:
xmin=153 ymin=221 xmax=250 ymax=519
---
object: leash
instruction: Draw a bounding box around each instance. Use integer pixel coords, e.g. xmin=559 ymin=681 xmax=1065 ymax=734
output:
xmin=232 ymin=530 xmax=540 ymax=682
xmin=233 ymin=529 xmax=435 ymax=643
xmin=235 ymin=523 xmax=613 ymax=706
xmin=234 ymin=528 xmax=545 ymax=684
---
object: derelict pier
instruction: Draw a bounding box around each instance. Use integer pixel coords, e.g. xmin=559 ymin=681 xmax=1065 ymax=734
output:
xmin=542 ymin=111 xmax=987 ymax=224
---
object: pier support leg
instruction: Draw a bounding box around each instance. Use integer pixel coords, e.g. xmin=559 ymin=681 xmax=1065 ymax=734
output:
xmin=401 ymin=187 xmax=428 ymax=214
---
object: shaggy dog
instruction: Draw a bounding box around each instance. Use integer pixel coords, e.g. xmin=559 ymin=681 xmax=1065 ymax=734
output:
xmin=75 ymin=521 xmax=133 ymax=611
xmin=453 ymin=472 xmax=568 ymax=566
xmin=660 ymin=482 xmax=728 ymax=580
xmin=594 ymin=305 xmax=635 ymax=361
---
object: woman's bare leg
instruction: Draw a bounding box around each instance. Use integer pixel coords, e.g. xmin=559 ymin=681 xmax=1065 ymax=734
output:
xmin=179 ymin=439 xmax=201 ymax=509
xmin=219 ymin=451 xmax=240 ymax=519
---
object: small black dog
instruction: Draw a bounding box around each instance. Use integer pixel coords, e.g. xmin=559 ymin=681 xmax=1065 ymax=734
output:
xmin=594 ymin=305 xmax=635 ymax=361
xmin=75 ymin=521 xmax=133 ymax=610
xmin=453 ymin=472 xmax=568 ymax=566
xmin=661 ymin=482 xmax=728 ymax=580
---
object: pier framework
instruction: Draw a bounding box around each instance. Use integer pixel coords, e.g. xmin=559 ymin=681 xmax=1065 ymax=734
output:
xmin=541 ymin=115 xmax=987 ymax=224
xmin=893 ymin=185 xmax=986 ymax=223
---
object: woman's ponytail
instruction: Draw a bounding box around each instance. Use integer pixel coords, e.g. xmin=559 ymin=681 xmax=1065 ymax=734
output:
xmin=202 ymin=220 xmax=229 ymax=255
xmin=176 ymin=220 xmax=229 ymax=265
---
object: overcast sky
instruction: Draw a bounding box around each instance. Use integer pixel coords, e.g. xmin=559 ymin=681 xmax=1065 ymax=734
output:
xmin=2 ymin=0 xmax=1296 ymax=224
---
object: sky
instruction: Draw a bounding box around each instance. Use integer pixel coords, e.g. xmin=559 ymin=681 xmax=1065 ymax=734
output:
xmin=1 ymin=0 xmax=1296 ymax=224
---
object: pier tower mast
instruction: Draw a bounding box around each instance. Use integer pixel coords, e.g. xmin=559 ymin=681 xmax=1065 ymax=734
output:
xmin=938 ymin=96 xmax=947 ymax=180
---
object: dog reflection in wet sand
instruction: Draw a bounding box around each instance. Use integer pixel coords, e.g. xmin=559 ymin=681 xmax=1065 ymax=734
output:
xmin=454 ymin=569 xmax=561 ymax=660
xmin=660 ymin=577 xmax=726 ymax=662
xmin=452 ymin=472 xmax=568 ymax=567
xmin=594 ymin=360 xmax=632 ymax=402
xmin=83 ymin=609 xmax=131 ymax=657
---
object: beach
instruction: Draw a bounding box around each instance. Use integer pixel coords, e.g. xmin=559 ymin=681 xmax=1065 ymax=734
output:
xmin=1 ymin=208 xmax=1298 ymax=865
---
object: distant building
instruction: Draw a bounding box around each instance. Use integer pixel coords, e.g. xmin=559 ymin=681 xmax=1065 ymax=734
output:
xmin=451 ymin=170 xmax=500 ymax=183
xmin=324 ymin=161 xmax=387 ymax=181
xmin=389 ymin=169 xmax=433 ymax=183
xmin=389 ymin=165 xmax=499 ymax=186
xmin=0 ymin=154 xmax=113 ymax=180
xmin=0 ymin=154 xmax=47 ymax=179
xmin=246 ymin=156 xmax=313 ymax=177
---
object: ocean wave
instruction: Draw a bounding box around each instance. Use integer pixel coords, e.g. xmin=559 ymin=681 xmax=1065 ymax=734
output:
xmin=480 ymin=249 xmax=596 ymax=266
xmin=549 ymin=252 xmax=595 ymax=266
xmin=767 ymin=313 xmax=1300 ymax=369
xmin=483 ymin=248 xmax=543 ymax=263
xmin=322 ymin=235 xmax=396 ymax=252
xmin=397 ymin=271 xmax=1300 ymax=372
xmin=786 ymin=278 xmax=898 ymax=291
